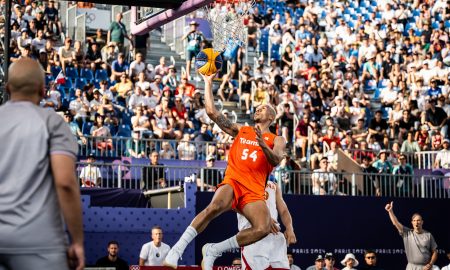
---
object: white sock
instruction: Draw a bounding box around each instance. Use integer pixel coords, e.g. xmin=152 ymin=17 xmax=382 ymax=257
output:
xmin=211 ymin=235 xmax=239 ymax=254
xmin=173 ymin=226 xmax=198 ymax=254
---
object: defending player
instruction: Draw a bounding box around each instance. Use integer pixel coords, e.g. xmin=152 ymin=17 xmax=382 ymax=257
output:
xmin=164 ymin=73 xmax=286 ymax=270
xmin=238 ymin=179 xmax=297 ymax=270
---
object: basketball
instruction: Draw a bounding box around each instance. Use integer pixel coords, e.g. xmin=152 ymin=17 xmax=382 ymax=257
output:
xmin=195 ymin=48 xmax=223 ymax=76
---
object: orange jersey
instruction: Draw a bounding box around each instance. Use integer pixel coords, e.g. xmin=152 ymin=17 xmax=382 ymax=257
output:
xmin=224 ymin=126 xmax=277 ymax=196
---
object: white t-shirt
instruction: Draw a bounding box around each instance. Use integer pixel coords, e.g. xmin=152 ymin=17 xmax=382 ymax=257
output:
xmin=139 ymin=241 xmax=171 ymax=266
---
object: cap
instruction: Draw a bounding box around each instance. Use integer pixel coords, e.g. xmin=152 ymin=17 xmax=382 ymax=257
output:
xmin=39 ymin=48 xmax=47 ymax=54
xmin=315 ymin=255 xmax=324 ymax=261
xmin=14 ymin=4 xmax=21 ymax=9
xmin=444 ymin=138 xmax=450 ymax=144
xmin=206 ymin=155 xmax=215 ymax=161
xmin=147 ymin=64 xmax=154 ymax=71
xmin=222 ymin=109 xmax=229 ymax=114
xmin=194 ymin=89 xmax=201 ymax=95
xmin=189 ymin=20 xmax=199 ymax=25
xmin=21 ymin=28 xmax=28 ymax=33
xmin=352 ymin=97 xmax=360 ymax=103
xmin=325 ymin=253 xmax=334 ymax=259
xmin=88 ymin=153 xmax=96 ymax=158
xmin=378 ymin=149 xmax=388 ymax=156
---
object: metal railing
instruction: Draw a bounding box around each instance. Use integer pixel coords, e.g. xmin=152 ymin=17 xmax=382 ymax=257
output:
xmin=76 ymin=135 xmax=232 ymax=160
xmin=76 ymin=162 xmax=450 ymax=199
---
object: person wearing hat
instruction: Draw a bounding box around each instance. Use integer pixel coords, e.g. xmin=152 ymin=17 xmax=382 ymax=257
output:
xmin=385 ymin=202 xmax=438 ymax=270
xmin=306 ymin=254 xmax=325 ymax=270
xmin=79 ymin=153 xmax=102 ymax=187
xmin=90 ymin=88 xmax=103 ymax=113
xmin=392 ymin=153 xmax=414 ymax=196
xmin=196 ymin=155 xmax=222 ymax=191
xmin=182 ymin=20 xmax=204 ymax=80
xmin=341 ymin=253 xmax=359 ymax=270
xmin=372 ymin=149 xmax=393 ymax=195
xmin=433 ymin=138 xmax=450 ymax=169
xmin=324 ymin=252 xmax=339 ymax=270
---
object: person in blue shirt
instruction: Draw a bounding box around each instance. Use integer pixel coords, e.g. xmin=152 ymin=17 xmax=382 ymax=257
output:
xmin=426 ymin=79 xmax=442 ymax=99
xmin=111 ymin=53 xmax=129 ymax=82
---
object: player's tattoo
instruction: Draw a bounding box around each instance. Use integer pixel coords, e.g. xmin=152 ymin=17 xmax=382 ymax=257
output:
xmin=216 ymin=114 xmax=233 ymax=129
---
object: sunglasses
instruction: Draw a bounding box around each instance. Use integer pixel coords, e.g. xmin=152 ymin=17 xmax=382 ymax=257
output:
xmin=366 ymin=256 xmax=375 ymax=259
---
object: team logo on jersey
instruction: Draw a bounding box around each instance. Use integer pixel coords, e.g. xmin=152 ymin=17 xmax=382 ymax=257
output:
xmin=264 ymin=137 xmax=269 ymax=140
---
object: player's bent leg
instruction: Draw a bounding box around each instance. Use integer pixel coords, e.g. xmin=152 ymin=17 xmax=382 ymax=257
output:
xmin=164 ymin=184 xmax=234 ymax=269
xmin=236 ymin=200 xmax=271 ymax=246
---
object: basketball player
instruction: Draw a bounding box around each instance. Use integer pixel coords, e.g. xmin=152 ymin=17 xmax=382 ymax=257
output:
xmin=237 ymin=179 xmax=297 ymax=270
xmin=164 ymin=73 xmax=286 ymax=270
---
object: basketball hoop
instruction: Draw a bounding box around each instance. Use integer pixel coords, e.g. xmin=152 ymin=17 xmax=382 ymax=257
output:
xmin=202 ymin=0 xmax=255 ymax=54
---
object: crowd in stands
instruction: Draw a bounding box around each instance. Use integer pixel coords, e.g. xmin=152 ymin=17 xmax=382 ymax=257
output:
xmin=3 ymin=0 xmax=450 ymax=193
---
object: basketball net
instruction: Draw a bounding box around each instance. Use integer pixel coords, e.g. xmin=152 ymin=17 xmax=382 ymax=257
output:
xmin=202 ymin=0 xmax=255 ymax=54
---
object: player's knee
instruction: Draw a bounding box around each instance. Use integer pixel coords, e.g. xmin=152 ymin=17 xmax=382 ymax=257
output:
xmin=205 ymin=201 xmax=224 ymax=216
xmin=252 ymin=224 xmax=270 ymax=240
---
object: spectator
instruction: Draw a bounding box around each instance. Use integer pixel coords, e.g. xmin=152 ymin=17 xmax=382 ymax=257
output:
xmin=324 ymin=141 xmax=339 ymax=172
xmin=231 ymin=257 xmax=242 ymax=267
xmin=311 ymin=157 xmax=338 ymax=195
xmin=142 ymin=151 xmax=166 ymax=190
xmin=79 ymin=154 xmax=102 ymax=187
xmin=352 ymin=118 xmax=369 ymax=143
xmin=372 ymin=150 xmax=393 ymax=192
xmin=425 ymin=98 xmax=448 ymax=138
xmin=177 ymin=133 xmax=197 ymax=160
xmin=95 ymin=240 xmax=129 ymax=270
xmin=295 ymin=114 xmax=311 ymax=161
xmin=433 ymin=138 xmax=450 ymax=169
xmin=397 ymin=110 xmax=416 ymax=144
xmin=182 ymin=21 xmax=204 ymax=80
xmin=111 ymin=73 xmax=133 ymax=105
xmin=361 ymin=155 xmax=380 ymax=196
xmin=197 ymin=155 xmax=222 ymax=191
xmin=86 ymin=42 xmax=103 ymax=71
xmin=58 ymin=37 xmax=74 ymax=74
xmin=154 ymin=56 xmax=169 ymax=77
xmin=91 ymin=114 xmax=113 ymax=153
xmin=107 ymin=12 xmax=132 ymax=53
xmin=172 ymin=95 xmax=194 ymax=132
xmin=151 ymin=105 xmax=180 ymax=139
xmin=69 ymin=88 xmax=90 ymax=126
xmin=392 ymin=153 xmax=414 ymax=197
xmin=64 ymin=111 xmax=87 ymax=146
xmin=368 ymin=110 xmax=388 ymax=144
xmin=276 ymin=102 xmax=295 ymax=144
xmin=287 ymin=252 xmax=302 ymax=270
xmin=340 ymin=253 xmax=359 ymax=270
xmin=324 ymin=252 xmax=339 ymax=270
xmin=415 ymin=125 xmax=431 ymax=151
xmin=159 ymin=141 xmax=176 ymax=160
xmin=129 ymin=52 xmax=146 ymax=81
xmin=385 ymin=202 xmax=438 ymax=270
xmin=306 ymin=254 xmax=325 ymax=270
xmin=139 ymin=225 xmax=171 ymax=266
xmin=359 ymin=250 xmax=384 ymax=270
xmin=110 ymin=52 xmax=129 ymax=82
xmin=126 ymin=131 xmax=146 ymax=158
xmin=128 ymin=86 xmax=145 ymax=111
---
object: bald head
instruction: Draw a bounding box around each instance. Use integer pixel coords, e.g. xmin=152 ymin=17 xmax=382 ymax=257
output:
xmin=7 ymin=58 xmax=45 ymax=100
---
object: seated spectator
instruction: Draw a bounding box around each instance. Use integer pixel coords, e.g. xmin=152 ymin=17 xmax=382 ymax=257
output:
xmin=431 ymin=131 xmax=443 ymax=150
xmin=401 ymin=131 xmax=421 ymax=153
xmin=151 ymin=105 xmax=180 ymax=139
xmin=352 ymin=118 xmax=369 ymax=143
xmin=159 ymin=141 xmax=175 ymax=160
xmin=110 ymin=52 xmax=129 ymax=81
xmin=361 ymin=155 xmax=381 ymax=196
xmin=396 ymin=110 xmax=415 ymax=144
xmin=251 ymin=79 xmax=270 ymax=108
xmin=276 ymin=103 xmax=295 ymax=144
xmin=324 ymin=141 xmax=339 ymax=171
xmin=63 ymin=112 xmax=87 ymax=146
xmin=58 ymin=37 xmax=75 ymax=74
xmin=89 ymin=89 xmax=103 ymax=114
xmin=91 ymin=114 xmax=113 ymax=152
xmin=434 ymin=139 xmax=450 ymax=169
xmin=295 ymin=114 xmax=311 ymax=160
xmin=128 ymin=86 xmax=145 ymax=111
xmin=321 ymin=126 xmax=341 ymax=148
xmin=172 ymin=96 xmax=194 ymax=132
xmin=359 ymin=250 xmax=384 ymax=270
xmin=135 ymin=71 xmax=151 ymax=94
xmin=306 ymin=254 xmax=325 ymax=270
xmin=102 ymin=42 xmax=119 ymax=66
xmin=196 ymin=155 xmax=222 ymax=191
xmin=330 ymin=96 xmax=350 ymax=130
xmin=111 ymin=73 xmax=133 ymax=105
xmin=425 ymin=98 xmax=448 ymax=138
xmin=163 ymin=66 xmax=178 ymax=91
xmin=311 ymin=157 xmax=338 ymax=195
xmin=141 ymin=151 xmax=167 ymax=190
xmin=80 ymin=154 xmax=102 ymax=187
xmin=415 ymin=125 xmax=431 ymax=151
xmin=217 ymin=73 xmax=236 ymax=102
xmin=129 ymin=52 xmax=146 ymax=81
xmin=85 ymin=42 xmax=104 ymax=71
xmin=372 ymin=150 xmax=393 ymax=195
xmin=126 ymin=131 xmax=146 ymax=158
xmin=154 ymin=56 xmax=169 ymax=77
xmin=177 ymin=133 xmax=197 ymax=160
xmin=368 ymin=110 xmax=388 ymax=144
xmin=69 ymin=88 xmax=90 ymax=126
xmin=131 ymin=104 xmax=152 ymax=136
xmin=95 ymin=241 xmax=129 ymax=270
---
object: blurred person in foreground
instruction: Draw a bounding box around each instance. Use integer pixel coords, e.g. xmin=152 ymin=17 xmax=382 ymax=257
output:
xmin=385 ymin=202 xmax=438 ymax=270
xmin=0 ymin=58 xmax=84 ymax=269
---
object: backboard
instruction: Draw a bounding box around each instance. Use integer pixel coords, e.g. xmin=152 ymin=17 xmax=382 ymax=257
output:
xmin=131 ymin=0 xmax=213 ymax=35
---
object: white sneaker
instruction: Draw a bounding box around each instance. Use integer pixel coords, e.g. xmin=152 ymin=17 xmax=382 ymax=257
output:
xmin=201 ymin=243 xmax=222 ymax=270
xmin=163 ymin=248 xmax=182 ymax=269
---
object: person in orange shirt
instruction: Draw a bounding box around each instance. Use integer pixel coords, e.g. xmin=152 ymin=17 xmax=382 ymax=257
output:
xmin=164 ymin=73 xmax=286 ymax=270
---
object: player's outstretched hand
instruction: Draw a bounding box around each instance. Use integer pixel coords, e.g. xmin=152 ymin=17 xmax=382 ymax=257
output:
xmin=200 ymin=72 xmax=217 ymax=83
xmin=385 ymin=201 xmax=393 ymax=212
xmin=270 ymin=218 xmax=281 ymax=234
xmin=67 ymin=242 xmax=85 ymax=270
xmin=284 ymin=229 xmax=297 ymax=247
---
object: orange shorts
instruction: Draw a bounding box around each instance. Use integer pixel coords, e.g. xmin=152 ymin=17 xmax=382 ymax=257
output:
xmin=217 ymin=177 xmax=265 ymax=211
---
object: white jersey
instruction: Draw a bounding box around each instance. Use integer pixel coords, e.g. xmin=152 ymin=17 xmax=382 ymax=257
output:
xmin=237 ymin=182 xmax=289 ymax=270
xmin=139 ymin=241 xmax=170 ymax=266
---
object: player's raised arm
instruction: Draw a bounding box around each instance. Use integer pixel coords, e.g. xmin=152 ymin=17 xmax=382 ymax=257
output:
xmin=385 ymin=201 xmax=404 ymax=234
xmin=202 ymin=73 xmax=241 ymax=137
